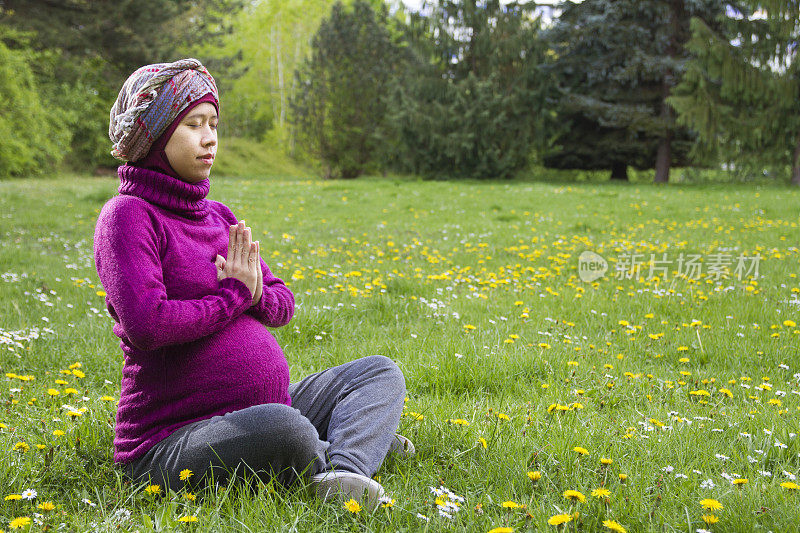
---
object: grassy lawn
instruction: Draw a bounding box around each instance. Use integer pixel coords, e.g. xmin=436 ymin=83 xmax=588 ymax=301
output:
xmin=0 ymin=175 xmax=799 ymax=532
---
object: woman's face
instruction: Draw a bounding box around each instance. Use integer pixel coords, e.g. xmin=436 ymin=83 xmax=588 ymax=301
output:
xmin=165 ymin=102 xmax=218 ymax=183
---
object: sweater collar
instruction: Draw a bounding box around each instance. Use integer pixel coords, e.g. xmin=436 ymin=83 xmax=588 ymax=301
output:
xmin=118 ymin=164 xmax=210 ymax=219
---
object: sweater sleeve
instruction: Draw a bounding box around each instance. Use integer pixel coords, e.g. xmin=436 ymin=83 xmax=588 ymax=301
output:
xmin=93 ymin=197 xmax=253 ymax=352
xmin=248 ymin=256 xmax=295 ymax=327
xmin=208 ymin=200 xmax=295 ymax=328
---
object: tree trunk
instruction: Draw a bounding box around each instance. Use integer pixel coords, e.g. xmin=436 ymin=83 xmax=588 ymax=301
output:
xmin=277 ymin=27 xmax=285 ymax=129
xmin=653 ymin=0 xmax=684 ymax=184
xmin=654 ymin=131 xmax=672 ymax=183
xmin=610 ymin=162 xmax=628 ymax=180
xmin=792 ymin=133 xmax=800 ymax=186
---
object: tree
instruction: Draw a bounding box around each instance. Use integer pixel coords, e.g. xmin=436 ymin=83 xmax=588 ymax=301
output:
xmin=0 ymin=0 xmax=242 ymax=170
xmin=669 ymin=1 xmax=800 ymax=184
xmin=0 ymin=23 xmax=70 ymax=178
xmin=544 ymin=0 xmax=727 ymax=182
xmin=291 ymin=1 xmax=405 ymax=179
xmin=386 ymin=0 xmax=552 ymax=179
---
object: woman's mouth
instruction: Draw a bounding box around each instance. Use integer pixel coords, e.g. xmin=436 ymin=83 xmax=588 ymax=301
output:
xmin=199 ymin=154 xmax=215 ymax=165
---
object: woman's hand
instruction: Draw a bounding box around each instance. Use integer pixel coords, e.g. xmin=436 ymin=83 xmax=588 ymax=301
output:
xmin=215 ymin=221 xmax=260 ymax=304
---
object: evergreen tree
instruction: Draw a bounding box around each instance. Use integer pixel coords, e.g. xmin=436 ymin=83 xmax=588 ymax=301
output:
xmin=669 ymin=1 xmax=800 ymax=184
xmin=290 ymin=1 xmax=405 ymax=179
xmin=388 ymin=0 xmax=552 ymax=179
xmin=544 ymin=0 xmax=727 ymax=182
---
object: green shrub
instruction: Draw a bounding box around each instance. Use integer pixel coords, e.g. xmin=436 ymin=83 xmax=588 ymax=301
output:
xmin=0 ymin=28 xmax=70 ymax=178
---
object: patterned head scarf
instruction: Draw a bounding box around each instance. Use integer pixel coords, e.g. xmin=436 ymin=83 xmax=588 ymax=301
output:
xmin=109 ymin=58 xmax=219 ymax=162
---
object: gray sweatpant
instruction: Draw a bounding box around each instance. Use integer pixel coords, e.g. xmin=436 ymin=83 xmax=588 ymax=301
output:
xmin=123 ymin=355 xmax=406 ymax=491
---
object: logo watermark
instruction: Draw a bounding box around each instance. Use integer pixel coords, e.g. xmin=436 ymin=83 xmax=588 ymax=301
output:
xmin=578 ymin=251 xmax=761 ymax=282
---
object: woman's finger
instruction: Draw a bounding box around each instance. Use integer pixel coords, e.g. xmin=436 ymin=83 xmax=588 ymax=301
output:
xmin=228 ymin=224 xmax=236 ymax=267
xmin=234 ymin=222 xmax=244 ymax=267
xmin=243 ymin=226 xmax=252 ymax=253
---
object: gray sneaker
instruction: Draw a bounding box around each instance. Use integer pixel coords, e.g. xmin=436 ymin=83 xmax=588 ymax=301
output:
xmin=389 ymin=434 xmax=415 ymax=457
xmin=310 ymin=471 xmax=386 ymax=508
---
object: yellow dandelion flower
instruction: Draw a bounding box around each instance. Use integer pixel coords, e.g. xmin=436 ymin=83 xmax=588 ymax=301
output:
xmin=497 ymin=413 xmax=510 ymax=421
xmin=184 ymin=493 xmax=196 ymax=501
xmin=700 ymin=498 xmax=723 ymax=511
xmin=702 ymin=514 xmax=719 ymax=525
xmin=780 ymin=481 xmax=800 ymax=490
xmin=144 ymin=485 xmax=161 ymax=495
xmin=527 ymin=471 xmax=542 ymax=481
xmin=12 ymin=442 xmax=29 ymax=453
xmin=344 ymin=498 xmax=361 ymax=513
xmin=719 ymin=388 xmax=733 ymax=398
xmin=448 ymin=418 xmax=470 ymax=426
xmin=572 ymin=446 xmax=589 ymax=455
xmin=180 ymin=469 xmax=193 ymax=481
xmin=72 ymin=370 xmax=85 ymax=379
xmin=178 ymin=516 xmax=198 ymax=522
xmin=53 ymin=430 xmax=65 ymax=437
xmin=548 ymin=513 xmax=572 ymax=526
xmin=488 ymin=528 xmax=514 ymax=533
xmin=478 ymin=437 xmax=488 ymax=449
xmin=37 ymin=501 xmax=55 ymax=511
xmin=567 ymin=361 xmax=579 ymax=367
xmin=618 ymin=474 xmax=628 ymax=482
xmin=9 ymin=516 xmax=31 ymax=529
xmin=100 ymin=396 xmax=116 ymax=402
xmin=602 ymin=520 xmax=627 ymax=533
xmin=732 ymin=478 xmax=748 ymax=487
xmin=538 ymin=343 xmax=551 ymax=349
xmin=463 ymin=324 xmax=476 ymax=330
xmin=601 ymin=457 xmax=613 ymax=465
xmin=563 ymin=490 xmax=585 ymax=503
xmin=47 ymin=389 xmax=60 ymax=396
xmin=591 ymin=488 xmax=611 ymax=498
xmin=5 ymin=494 xmax=22 ymax=501
xmin=783 ymin=320 xmax=796 ymax=328
xmin=501 ymin=500 xmax=523 ymax=509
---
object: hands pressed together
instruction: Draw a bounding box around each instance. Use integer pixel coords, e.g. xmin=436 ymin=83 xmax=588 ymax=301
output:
xmin=215 ymin=220 xmax=263 ymax=306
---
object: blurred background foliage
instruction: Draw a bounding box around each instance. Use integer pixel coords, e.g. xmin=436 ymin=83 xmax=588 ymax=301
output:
xmin=0 ymin=0 xmax=797 ymax=183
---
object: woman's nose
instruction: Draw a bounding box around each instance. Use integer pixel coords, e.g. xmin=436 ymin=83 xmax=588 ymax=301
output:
xmin=202 ymin=127 xmax=217 ymax=147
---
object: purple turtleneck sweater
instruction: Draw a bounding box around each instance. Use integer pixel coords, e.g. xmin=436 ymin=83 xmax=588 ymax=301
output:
xmin=93 ymin=165 xmax=294 ymax=464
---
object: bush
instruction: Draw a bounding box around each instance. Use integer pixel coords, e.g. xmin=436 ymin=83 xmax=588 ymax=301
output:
xmin=0 ymin=28 xmax=70 ymax=178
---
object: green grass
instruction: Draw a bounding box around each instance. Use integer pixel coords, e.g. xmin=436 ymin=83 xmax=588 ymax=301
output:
xmin=0 ymin=175 xmax=799 ymax=532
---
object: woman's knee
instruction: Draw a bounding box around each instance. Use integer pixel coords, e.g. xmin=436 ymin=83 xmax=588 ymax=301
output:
xmin=260 ymin=404 xmax=325 ymax=472
xmin=365 ymin=355 xmax=406 ymax=396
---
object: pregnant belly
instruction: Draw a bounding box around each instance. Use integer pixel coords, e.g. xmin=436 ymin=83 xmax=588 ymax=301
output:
xmin=164 ymin=313 xmax=290 ymax=403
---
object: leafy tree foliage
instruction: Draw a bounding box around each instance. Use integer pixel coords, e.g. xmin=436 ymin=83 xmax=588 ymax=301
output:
xmin=0 ymin=0 xmax=241 ymax=171
xmin=0 ymin=25 xmax=69 ymax=178
xmin=194 ymin=0 xmax=335 ymax=142
xmin=670 ymin=1 xmax=800 ymax=184
xmin=544 ymin=0 xmax=727 ymax=182
xmin=291 ymin=1 xmax=405 ymax=178
xmin=387 ymin=0 xmax=552 ymax=179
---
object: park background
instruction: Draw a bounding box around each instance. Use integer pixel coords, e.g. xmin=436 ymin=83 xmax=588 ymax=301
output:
xmin=1 ymin=1 xmax=800 ymax=533
xmin=0 ymin=0 xmax=798 ymax=185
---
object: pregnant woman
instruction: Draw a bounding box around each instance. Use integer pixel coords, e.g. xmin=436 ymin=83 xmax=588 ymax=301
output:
xmin=93 ymin=59 xmax=412 ymax=507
